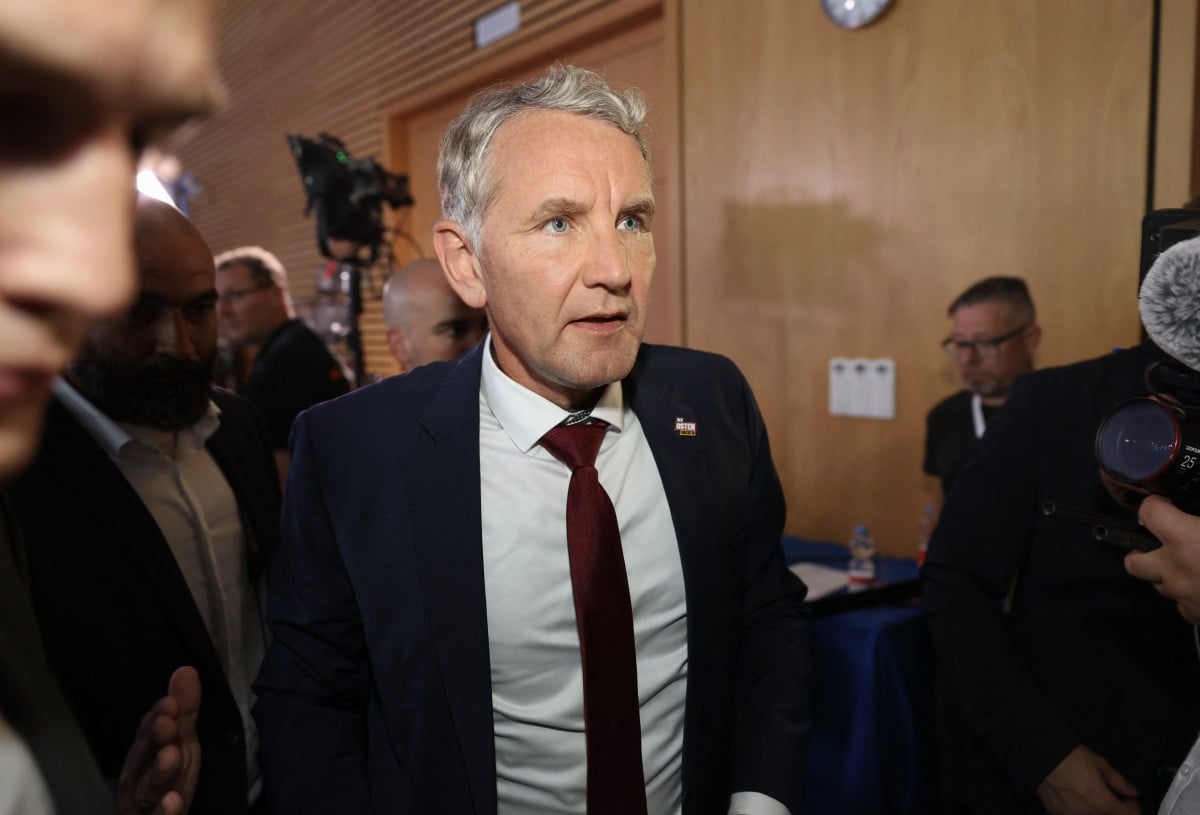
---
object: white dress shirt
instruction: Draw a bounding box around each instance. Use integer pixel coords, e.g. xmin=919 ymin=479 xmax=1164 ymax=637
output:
xmin=1160 ymin=734 xmax=1200 ymax=814
xmin=480 ymin=336 xmax=689 ymax=814
xmin=0 ymin=712 xmax=52 ymax=815
xmin=477 ymin=337 xmax=790 ymax=815
xmin=54 ymin=378 xmax=264 ymax=803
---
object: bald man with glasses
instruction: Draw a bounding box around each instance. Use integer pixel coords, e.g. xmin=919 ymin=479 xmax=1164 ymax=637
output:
xmin=924 ymin=276 xmax=1041 ymax=498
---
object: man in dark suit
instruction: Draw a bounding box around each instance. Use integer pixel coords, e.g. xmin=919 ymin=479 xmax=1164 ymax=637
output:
xmin=0 ymin=0 xmax=224 ymax=812
xmin=923 ymin=341 xmax=1200 ymax=815
xmin=8 ymin=197 xmax=281 ymax=815
xmin=254 ymin=65 xmax=810 ymax=814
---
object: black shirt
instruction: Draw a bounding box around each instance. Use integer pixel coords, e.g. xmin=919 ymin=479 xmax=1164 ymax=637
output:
xmin=923 ymin=389 xmax=997 ymax=494
xmin=244 ymin=319 xmax=350 ymax=450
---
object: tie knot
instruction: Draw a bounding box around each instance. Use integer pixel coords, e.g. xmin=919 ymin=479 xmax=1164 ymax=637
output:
xmin=541 ymin=420 xmax=608 ymax=470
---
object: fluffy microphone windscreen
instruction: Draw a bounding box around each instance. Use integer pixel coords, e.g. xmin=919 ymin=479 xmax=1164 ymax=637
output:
xmin=1140 ymin=234 xmax=1200 ymax=372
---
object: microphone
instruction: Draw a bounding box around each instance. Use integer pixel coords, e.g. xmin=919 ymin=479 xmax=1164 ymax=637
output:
xmin=1140 ymin=235 xmax=1200 ymax=372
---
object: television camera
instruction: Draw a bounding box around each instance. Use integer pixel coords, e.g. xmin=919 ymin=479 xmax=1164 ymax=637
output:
xmin=287 ymin=132 xmax=414 ymax=385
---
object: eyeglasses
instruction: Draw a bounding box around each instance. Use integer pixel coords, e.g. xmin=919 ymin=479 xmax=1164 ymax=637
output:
xmin=941 ymin=324 xmax=1031 ymax=359
xmin=217 ymin=283 xmax=272 ymax=304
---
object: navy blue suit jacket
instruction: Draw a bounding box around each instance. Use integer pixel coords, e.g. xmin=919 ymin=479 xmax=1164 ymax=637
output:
xmin=254 ymin=342 xmax=810 ymax=814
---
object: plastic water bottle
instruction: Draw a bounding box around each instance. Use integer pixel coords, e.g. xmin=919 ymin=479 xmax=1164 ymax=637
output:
xmin=917 ymin=503 xmax=934 ymax=567
xmin=847 ymin=524 xmax=876 ymax=592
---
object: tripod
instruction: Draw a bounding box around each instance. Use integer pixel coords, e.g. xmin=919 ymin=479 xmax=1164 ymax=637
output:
xmin=333 ymin=258 xmax=367 ymax=388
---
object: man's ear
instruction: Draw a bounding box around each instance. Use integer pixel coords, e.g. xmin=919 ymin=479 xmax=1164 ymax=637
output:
xmin=1025 ymin=323 xmax=1043 ymax=356
xmin=434 ymin=220 xmax=486 ymax=309
xmin=386 ymin=326 xmax=410 ymax=371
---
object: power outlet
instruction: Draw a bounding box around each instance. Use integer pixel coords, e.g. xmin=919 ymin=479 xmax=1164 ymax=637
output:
xmin=829 ymin=357 xmax=895 ymax=419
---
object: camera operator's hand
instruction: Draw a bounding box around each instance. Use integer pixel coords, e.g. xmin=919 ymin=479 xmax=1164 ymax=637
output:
xmin=1125 ymin=495 xmax=1200 ymax=625
xmin=1036 ymin=746 xmax=1139 ymax=815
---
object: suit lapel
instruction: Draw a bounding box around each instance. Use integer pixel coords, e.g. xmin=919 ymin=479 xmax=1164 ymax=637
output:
xmin=628 ymin=352 xmax=714 ymax=576
xmin=206 ymin=407 xmax=275 ymax=585
xmin=627 ymin=350 xmax=722 ymax=811
xmin=406 ymin=347 xmax=496 ymax=815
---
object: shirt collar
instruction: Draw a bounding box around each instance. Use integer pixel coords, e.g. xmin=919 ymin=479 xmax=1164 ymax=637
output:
xmin=480 ymin=333 xmax=625 ymax=454
xmin=53 ymin=377 xmax=221 ymax=459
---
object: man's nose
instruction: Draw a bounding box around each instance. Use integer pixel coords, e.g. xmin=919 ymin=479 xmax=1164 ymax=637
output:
xmin=0 ymin=123 xmax=139 ymax=320
xmin=155 ymin=310 xmax=196 ymax=357
xmin=582 ymin=228 xmax=635 ymax=291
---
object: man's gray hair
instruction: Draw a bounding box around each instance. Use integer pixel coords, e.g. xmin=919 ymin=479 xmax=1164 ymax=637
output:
xmin=214 ymin=245 xmax=290 ymax=290
xmin=438 ymin=63 xmax=650 ymax=249
xmin=948 ymin=276 xmax=1036 ymax=325
xmin=214 ymin=245 xmax=294 ymax=314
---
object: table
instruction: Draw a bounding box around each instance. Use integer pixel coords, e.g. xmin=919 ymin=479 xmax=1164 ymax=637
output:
xmin=782 ymin=536 xmax=922 ymax=615
xmin=784 ymin=538 xmax=936 ymax=815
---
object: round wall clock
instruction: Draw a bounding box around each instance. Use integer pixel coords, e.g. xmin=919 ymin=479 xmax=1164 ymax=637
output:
xmin=820 ymin=0 xmax=895 ymax=30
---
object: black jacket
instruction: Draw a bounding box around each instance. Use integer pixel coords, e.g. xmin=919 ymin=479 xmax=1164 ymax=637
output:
xmin=924 ymin=342 xmax=1200 ymax=813
xmin=8 ymin=388 xmax=281 ymax=815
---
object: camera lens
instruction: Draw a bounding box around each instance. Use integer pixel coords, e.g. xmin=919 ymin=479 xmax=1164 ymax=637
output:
xmin=1095 ymin=398 xmax=1180 ymax=482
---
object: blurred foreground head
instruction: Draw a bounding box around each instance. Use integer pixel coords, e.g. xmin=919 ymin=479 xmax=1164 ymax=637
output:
xmin=0 ymin=0 xmax=222 ymax=478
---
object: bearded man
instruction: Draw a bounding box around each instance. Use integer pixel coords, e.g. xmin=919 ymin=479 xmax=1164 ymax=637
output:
xmin=6 ymin=197 xmax=281 ymax=815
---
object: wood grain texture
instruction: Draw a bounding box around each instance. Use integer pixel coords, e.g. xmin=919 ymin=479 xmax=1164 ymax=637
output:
xmin=1157 ymin=0 xmax=1198 ymax=208
xmin=681 ymin=0 xmax=1159 ymax=551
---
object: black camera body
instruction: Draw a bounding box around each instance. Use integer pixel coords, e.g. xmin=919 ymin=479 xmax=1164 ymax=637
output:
xmin=1139 ymin=208 xmax=1200 ymax=289
xmin=286 ymin=132 xmax=415 ymax=389
xmin=287 ymin=132 xmax=413 ymax=259
xmin=1048 ymin=210 xmax=1200 ymax=550
xmin=1090 ymin=208 xmax=1200 ymax=517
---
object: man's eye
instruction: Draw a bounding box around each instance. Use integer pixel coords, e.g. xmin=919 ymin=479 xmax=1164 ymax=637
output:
xmin=127 ymin=302 xmax=160 ymax=324
xmin=618 ymin=215 xmax=645 ymax=231
xmin=0 ymin=95 xmax=94 ymax=165
xmin=545 ymin=217 xmax=569 ymax=233
xmin=184 ymin=301 xmax=216 ymax=320
xmin=438 ymin=320 xmax=468 ymax=340
xmin=0 ymin=53 xmax=127 ymax=167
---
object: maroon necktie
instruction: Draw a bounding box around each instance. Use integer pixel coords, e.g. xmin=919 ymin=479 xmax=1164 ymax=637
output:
xmin=540 ymin=419 xmax=648 ymax=814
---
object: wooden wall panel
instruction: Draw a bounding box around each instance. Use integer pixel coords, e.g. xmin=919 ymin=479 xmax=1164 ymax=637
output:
xmin=682 ymin=0 xmax=1158 ymax=552
xmin=1158 ymin=0 xmax=1199 ymax=207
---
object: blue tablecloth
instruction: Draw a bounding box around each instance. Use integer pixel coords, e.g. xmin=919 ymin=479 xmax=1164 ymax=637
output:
xmin=784 ymin=538 xmax=936 ymax=815
xmin=782 ymin=536 xmax=921 ymax=605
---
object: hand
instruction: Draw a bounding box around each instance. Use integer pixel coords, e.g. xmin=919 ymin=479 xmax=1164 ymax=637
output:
xmin=1125 ymin=495 xmax=1200 ymax=624
xmin=115 ymin=666 xmax=202 ymax=815
xmin=1036 ymin=746 xmax=1139 ymax=815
